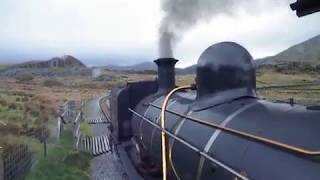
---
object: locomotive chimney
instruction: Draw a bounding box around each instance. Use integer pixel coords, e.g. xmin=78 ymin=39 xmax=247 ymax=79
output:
xmin=154 ymin=58 xmax=178 ymax=94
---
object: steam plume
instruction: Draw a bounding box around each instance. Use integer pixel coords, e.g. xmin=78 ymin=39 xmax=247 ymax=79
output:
xmin=158 ymin=0 xmax=289 ymax=58
xmin=92 ymin=68 xmax=101 ymax=78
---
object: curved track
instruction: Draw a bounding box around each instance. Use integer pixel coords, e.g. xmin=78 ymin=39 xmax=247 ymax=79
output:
xmin=85 ymin=97 xmax=128 ymax=180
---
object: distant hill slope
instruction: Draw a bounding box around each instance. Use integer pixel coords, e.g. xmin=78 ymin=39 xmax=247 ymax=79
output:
xmin=11 ymin=55 xmax=86 ymax=69
xmin=105 ymin=34 xmax=320 ymax=73
xmin=0 ymin=55 xmax=89 ymax=77
xmin=105 ymin=61 xmax=197 ymax=74
xmin=255 ymin=34 xmax=320 ymax=66
xmin=105 ymin=62 xmax=156 ymax=71
xmin=176 ymin=65 xmax=197 ymax=75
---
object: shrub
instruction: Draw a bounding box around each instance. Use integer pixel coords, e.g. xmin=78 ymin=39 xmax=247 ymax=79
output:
xmin=30 ymin=110 xmax=40 ymax=117
xmin=16 ymin=97 xmax=21 ymax=102
xmin=14 ymin=74 xmax=34 ymax=82
xmin=0 ymin=124 xmax=20 ymax=135
xmin=43 ymin=79 xmax=63 ymax=87
xmin=8 ymin=103 xmax=17 ymax=110
xmin=26 ymin=131 xmax=91 ymax=180
xmin=14 ymin=91 xmax=27 ymax=96
xmin=94 ymin=74 xmax=116 ymax=81
xmin=22 ymin=97 xmax=29 ymax=102
xmin=9 ymin=115 xmax=21 ymax=122
xmin=0 ymin=99 xmax=8 ymax=106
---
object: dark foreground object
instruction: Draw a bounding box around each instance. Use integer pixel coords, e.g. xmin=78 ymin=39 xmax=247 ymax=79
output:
xmin=291 ymin=0 xmax=320 ymax=17
xmin=108 ymin=42 xmax=320 ymax=180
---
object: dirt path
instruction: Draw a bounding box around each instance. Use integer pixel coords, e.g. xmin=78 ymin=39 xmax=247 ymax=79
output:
xmin=84 ymin=97 xmax=128 ymax=180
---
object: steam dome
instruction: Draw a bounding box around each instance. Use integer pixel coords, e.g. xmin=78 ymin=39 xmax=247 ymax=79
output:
xmin=194 ymin=42 xmax=257 ymax=110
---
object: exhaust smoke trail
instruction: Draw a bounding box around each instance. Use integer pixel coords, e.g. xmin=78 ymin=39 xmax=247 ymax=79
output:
xmin=92 ymin=68 xmax=102 ymax=78
xmin=158 ymin=0 xmax=290 ymax=58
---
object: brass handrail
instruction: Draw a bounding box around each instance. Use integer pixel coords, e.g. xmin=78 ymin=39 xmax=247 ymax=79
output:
xmin=129 ymin=108 xmax=250 ymax=180
xmin=151 ymin=104 xmax=320 ymax=156
xmin=160 ymin=85 xmax=193 ymax=180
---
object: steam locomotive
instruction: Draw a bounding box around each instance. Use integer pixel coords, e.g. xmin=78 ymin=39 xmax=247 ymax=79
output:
xmin=106 ymin=1 xmax=320 ymax=179
xmin=108 ymin=41 xmax=320 ymax=180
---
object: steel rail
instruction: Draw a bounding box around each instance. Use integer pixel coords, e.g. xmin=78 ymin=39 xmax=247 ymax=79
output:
xmin=0 ymin=120 xmax=5 ymax=149
xmin=149 ymin=103 xmax=320 ymax=156
xmin=0 ymin=120 xmax=7 ymax=126
xmin=99 ymin=96 xmax=111 ymax=122
xmin=129 ymin=108 xmax=250 ymax=180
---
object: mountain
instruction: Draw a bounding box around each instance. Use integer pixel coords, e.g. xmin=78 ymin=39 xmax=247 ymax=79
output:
xmin=104 ymin=34 xmax=320 ymax=73
xmin=176 ymin=65 xmax=197 ymax=75
xmin=10 ymin=55 xmax=86 ymax=69
xmin=0 ymin=55 xmax=90 ymax=77
xmin=255 ymin=34 xmax=320 ymax=66
xmin=104 ymin=62 xmax=156 ymax=71
xmin=105 ymin=61 xmax=197 ymax=74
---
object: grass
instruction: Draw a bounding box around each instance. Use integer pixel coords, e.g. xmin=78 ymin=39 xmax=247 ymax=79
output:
xmin=0 ymin=134 xmax=43 ymax=156
xmin=78 ymin=99 xmax=93 ymax=136
xmin=176 ymin=75 xmax=195 ymax=86
xmin=0 ymin=68 xmax=319 ymax=179
xmin=256 ymin=71 xmax=319 ymax=85
xmin=255 ymin=71 xmax=320 ymax=105
xmin=80 ymin=121 xmax=92 ymax=136
xmin=0 ymin=91 xmax=46 ymax=128
xmin=0 ymin=93 xmax=27 ymax=127
xmin=175 ymin=71 xmax=320 ymax=86
xmin=175 ymin=71 xmax=320 ymax=105
xmin=258 ymin=85 xmax=320 ymax=105
xmin=0 ymin=64 xmax=9 ymax=70
xmin=26 ymin=130 xmax=91 ymax=180
xmin=0 ymin=73 xmax=109 ymax=180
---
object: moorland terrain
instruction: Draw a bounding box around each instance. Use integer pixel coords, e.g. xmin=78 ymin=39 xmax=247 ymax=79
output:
xmin=0 ymin=34 xmax=319 ymax=179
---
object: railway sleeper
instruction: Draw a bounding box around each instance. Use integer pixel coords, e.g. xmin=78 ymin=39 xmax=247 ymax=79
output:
xmin=87 ymin=117 xmax=109 ymax=124
xmin=80 ymin=135 xmax=111 ymax=156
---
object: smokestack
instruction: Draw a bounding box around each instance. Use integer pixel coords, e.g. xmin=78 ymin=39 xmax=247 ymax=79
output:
xmin=154 ymin=58 xmax=178 ymax=94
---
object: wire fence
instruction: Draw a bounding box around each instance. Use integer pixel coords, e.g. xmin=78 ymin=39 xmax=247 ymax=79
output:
xmin=56 ymin=100 xmax=83 ymax=150
xmin=0 ymin=144 xmax=33 ymax=180
xmin=256 ymin=81 xmax=320 ymax=105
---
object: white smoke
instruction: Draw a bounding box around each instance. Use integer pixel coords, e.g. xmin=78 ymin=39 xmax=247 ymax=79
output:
xmin=158 ymin=0 xmax=290 ymax=58
xmin=92 ymin=68 xmax=102 ymax=78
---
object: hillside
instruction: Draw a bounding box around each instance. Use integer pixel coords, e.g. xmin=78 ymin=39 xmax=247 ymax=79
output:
xmin=105 ymin=61 xmax=197 ymax=74
xmin=176 ymin=65 xmax=197 ymax=74
xmin=255 ymin=34 xmax=320 ymax=66
xmin=11 ymin=55 xmax=86 ymax=69
xmin=105 ymin=62 xmax=156 ymax=71
xmin=104 ymin=34 xmax=320 ymax=74
xmin=0 ymin=55 xmax=90 ymax=77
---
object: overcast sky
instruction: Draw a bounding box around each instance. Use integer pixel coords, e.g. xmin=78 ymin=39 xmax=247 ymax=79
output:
xmin=0 ymin=0 xmax=319 ymax=67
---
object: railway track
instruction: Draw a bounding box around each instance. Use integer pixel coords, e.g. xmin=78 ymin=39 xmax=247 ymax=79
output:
xmin=80 ymin=96 xmax=112 ymax=156
xmin=80 ymin=135 xmax=111 ymax=156
xmin=87 ymin=96 xmax=128 ymax=180
xmin=99 ymin=95 xmax=111 ymax=122
xmin=86 ymin=117 xmax=109 ymax=124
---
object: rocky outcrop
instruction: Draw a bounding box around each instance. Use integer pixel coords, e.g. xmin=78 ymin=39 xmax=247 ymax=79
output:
xmin=13 ymin=55 xmax=86 ymax=69
xmin=0 ymin=55 xmax=89 ymax=77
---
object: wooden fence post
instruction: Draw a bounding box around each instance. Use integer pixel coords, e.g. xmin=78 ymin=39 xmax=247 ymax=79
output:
xmin=0 ymin=155 xmax=3 ymax=180
xmin=57 ymin=116 xmax=61 ymax=141
xmin=73 ymin=111 xmax=81 ymax=150
xmin=42 ymin=127 xmax=47 ymax=157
